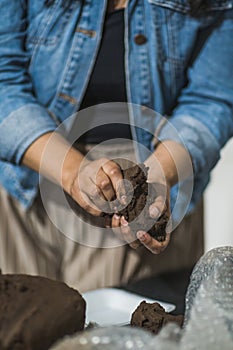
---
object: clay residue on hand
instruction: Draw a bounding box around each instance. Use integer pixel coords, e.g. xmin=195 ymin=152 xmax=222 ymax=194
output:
xmin=106 ymin=163 xmax=169 ymax=242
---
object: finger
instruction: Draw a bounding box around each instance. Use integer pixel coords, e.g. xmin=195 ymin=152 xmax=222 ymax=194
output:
xmin=111 ymin=215 xmax=141 ymax=249
xmin=120 ymin=217 xmax=140 ymax=249
xmin=111 ymin=214 xmax=124 ymax=240
xmin=102 ymin=161 xmax=125 ymax=201
xmin=104 ymin=215 xmax=112 ymax=228
xmin=129 ymin=239 xmax=142 ymax=250
xmin=87 ymin=179 xmax=111 ymax=212
xmin=149 ymin=195 xmax=167 ymax=219
xmin=96 ymin=169 xmax=115 ymax=202
xmin=136 ymin=230 xmax=171 ymax=254
xmin=112 ymin=214 xmax=133 ymax=242
xmin=75 ymin=190 xmax=102 ymax=216
xmin=116 ymin=179 xmax=128 ymax=205
xmin=112 ymin=213 xmax=121 ymax=228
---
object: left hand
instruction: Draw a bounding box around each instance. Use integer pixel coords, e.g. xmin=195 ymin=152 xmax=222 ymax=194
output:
xmin=111 ymin=171 xmax=171 ymax=254
xmin=110 ymin=139 xmax=193 ymax=253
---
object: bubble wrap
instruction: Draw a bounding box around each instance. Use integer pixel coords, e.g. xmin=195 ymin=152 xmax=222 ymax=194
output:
xmin=51 ymin=327 xmax=156 ymax=350
xmin=51 ymin=247 xmax=233 ymax=350
xmin=185 ymin=246 xmax=233 ymax=324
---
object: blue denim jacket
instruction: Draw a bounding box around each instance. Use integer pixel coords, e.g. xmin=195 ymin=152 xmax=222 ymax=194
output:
xmin=0 ymin=0 xmax=233 ymax=222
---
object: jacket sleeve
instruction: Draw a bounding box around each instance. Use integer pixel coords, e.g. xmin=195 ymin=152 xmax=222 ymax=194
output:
xmin=158 ymin=10 xmax=233 ymax=179
xmin=0 ymin=0 xmax=57 ymax=165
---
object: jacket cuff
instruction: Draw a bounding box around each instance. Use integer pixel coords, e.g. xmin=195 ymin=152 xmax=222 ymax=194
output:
xmin=0 ymin=103 xmax=57 ymax=164
xmin=158 ymin=115 xmax=220 ymax=174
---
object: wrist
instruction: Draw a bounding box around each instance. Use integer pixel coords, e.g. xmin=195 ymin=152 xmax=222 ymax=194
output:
xmin=61 ymin=147 xmax=86 ymax=195
xmin=145 ymin=140 xmax=192 ymax=187
xmin=22 ymin=131 xmax=86 ymax=194
xmin=145 ymin=154 xmax=173 ymax=188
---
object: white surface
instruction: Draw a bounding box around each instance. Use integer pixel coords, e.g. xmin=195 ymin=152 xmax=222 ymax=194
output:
xmin=83 ymin=288 xmax=175 ymax=326
xmin=204 ymin=138 xmax=233 ymax=252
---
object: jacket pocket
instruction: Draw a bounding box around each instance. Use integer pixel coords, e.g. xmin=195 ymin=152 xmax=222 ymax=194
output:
xmin=147 ymin=0 xmax=232 ymax=65
xmin=147 ymin=0 xmax=232 ymax=106
xmin=26 ymin=1 xmax=80 ymax=49
xmin=147 ymin=0 xmax=232 ymax=14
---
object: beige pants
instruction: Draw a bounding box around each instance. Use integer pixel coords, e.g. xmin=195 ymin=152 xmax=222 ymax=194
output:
xmin=0 ymin=142 xmax=203 ymax=293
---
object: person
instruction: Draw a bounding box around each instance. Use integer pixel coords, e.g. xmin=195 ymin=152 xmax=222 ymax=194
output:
xmin=0 ymin=0 xmax=232 ymax=292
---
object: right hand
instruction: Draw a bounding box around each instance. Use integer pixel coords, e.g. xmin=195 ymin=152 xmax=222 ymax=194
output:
xmin=21 ymin=132 xmax=124 ymax=217
xmin=69 ymin=157 xmax=124 ymax=216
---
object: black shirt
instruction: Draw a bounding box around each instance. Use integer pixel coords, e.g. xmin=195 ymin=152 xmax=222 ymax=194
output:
xmin=79 ymin=9 xmax=132 ymax=143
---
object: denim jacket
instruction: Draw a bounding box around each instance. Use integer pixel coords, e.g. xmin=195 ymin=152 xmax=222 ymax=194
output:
xmin=0 ymin=0 xmax=233 ymax=222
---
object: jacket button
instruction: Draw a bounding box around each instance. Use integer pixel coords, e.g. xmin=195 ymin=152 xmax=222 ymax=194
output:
xmin=134 ymin=34 xmax=147 ymax=45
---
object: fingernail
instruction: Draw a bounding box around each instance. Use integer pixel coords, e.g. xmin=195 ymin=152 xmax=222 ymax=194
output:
xmin=149 ymin=206 xmax=160 ymax=219
xmin=114 ymin=214 xmax=120 ymax=220
xmin=121 ymin=217 xmax=128 ymax=226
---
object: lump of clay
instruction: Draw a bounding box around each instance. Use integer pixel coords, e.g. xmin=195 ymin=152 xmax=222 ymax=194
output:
xmin=131 ymin=301 xmax=183 ymax=335
xmin=117 ymin=164 xmax=169 ymax=242
xmin=0 ymin=273 xmax=86 ymax=350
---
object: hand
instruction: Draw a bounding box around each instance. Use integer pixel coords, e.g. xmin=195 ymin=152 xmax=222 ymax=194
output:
xmin=22 ymin=130 xmax=124 ymax=217
xmin=22 ymin=132 xmax=125 ymax=216
xmin=111 ymin=181 xmax=171 ymax=254
xmin=69 ymin=158 xmax=124 ymax=216
xmin=136 ymin=181 xmax=171 ymax=254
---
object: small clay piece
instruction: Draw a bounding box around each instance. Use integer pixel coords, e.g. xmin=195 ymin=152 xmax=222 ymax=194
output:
xmin=108 ymin=163 xmax=168 ymax=242
xmin=131 ymin=301 xmax=184 ymax=335
xmin=0 ymin=273 xmax=86 ymax=350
